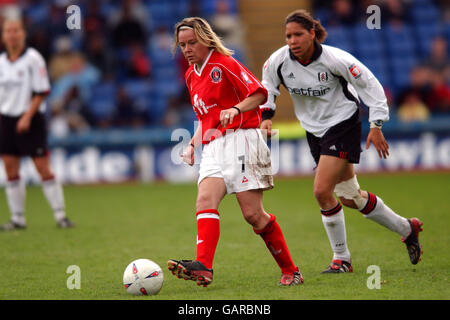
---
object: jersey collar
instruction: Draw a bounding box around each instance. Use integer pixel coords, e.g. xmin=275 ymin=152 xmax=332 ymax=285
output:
xmin=6 ymin=46 xmax=28 ymax=63
xmin=289 ymin=41 xmax=322 ymax=66
xmin=194 ymin=49 xmax=214 ymax=76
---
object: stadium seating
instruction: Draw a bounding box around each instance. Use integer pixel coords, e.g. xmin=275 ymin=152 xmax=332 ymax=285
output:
xmin=88 ymin=82 xmax=117 ymax=122
xmin=19 ymin=0 xmax=447 ymax=130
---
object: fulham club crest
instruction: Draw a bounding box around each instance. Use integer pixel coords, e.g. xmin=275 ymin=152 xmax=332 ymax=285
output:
xmin=318 ymin=71 xmax=329 ymax=82
xmin=210 ymin=66 xmax=222 ymax=83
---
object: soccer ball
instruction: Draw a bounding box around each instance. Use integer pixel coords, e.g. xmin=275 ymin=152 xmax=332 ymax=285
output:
xmin=123 ymin=259 xmax=164 ymax=295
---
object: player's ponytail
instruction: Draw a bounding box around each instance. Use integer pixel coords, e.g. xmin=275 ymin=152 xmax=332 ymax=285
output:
xmin=285 ymin=9 xmax=328 ymax=44
xmin=173 ymin=17 xmax=234 ymax=57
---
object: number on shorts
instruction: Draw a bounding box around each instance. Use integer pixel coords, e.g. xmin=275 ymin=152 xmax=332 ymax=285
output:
xmin=238 ymin=155 xmax=245 ymax=173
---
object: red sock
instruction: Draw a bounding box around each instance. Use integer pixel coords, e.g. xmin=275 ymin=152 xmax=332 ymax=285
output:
xmin=254 ymin=214 xmax=297 ymax=274
xmin=196 ymin=209 xmax=220 ymax=269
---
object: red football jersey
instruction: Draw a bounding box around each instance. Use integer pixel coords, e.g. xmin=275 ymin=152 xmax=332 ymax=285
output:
xmin=185 ymin=50 xmax=268 ymax=144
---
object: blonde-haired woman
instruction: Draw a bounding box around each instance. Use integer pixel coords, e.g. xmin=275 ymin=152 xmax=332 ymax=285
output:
xmin=167 ymin=17 xmax=303 ymax=287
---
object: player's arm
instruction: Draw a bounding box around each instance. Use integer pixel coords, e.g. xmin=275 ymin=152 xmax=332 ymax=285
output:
xmin=181 ymin=123 xmax=202 ymax=166
xmin=331 ymin=50 xmax=389 ymax=158
xmin=219 ymin=57 xmax=269 ymax=127
xmin=260 ymin=56 xmax=282 ymax=137
xmin=18 ymin=51 xmax=51 ymax=133
xmin=220 ymin=91 xmax=266 ymax=128
xmin=16 ymin=92 xmax=48 ymax=133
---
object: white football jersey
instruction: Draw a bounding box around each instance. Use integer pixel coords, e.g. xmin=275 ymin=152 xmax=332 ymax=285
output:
xmin=261 ymin=43 xmax=389 ymax=137
xmin=0 ymin=47 xmax=50 ymax=116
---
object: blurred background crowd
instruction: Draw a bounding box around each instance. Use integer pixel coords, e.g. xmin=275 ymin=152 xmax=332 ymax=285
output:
xmin=0 ymin=0 xmax=245 ymax=138
xmin=0 ymin=0 xmax=448 ymax=139
xmin=314 ymin=0 xmax=450 ymax=124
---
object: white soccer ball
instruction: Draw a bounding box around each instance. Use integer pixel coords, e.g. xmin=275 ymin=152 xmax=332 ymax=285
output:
xmin=123 ymin=259 xmax=164 ymax=296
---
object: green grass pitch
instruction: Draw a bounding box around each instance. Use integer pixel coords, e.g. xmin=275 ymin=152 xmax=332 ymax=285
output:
xmin=0 ymin=172 xmax=449 ymax=300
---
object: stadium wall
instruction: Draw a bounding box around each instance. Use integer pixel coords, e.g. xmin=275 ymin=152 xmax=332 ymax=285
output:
xmin=0 ymin=132 xmax=449 ymax=186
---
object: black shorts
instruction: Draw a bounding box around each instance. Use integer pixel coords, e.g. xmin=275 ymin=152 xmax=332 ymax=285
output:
xmin=306 ymin=109 xmax=362 ymax=165
xmin=0 ymin=113 xmax=48 ymax=157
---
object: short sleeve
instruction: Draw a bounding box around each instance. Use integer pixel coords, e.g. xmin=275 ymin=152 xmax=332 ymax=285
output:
xmin=222 ymin=57 xmax=268 ymax=104
xmin=30 ymin=50 xmax=51 ymax=94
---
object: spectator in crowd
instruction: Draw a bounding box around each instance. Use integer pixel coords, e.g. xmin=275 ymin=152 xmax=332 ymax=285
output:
xmin=47 ymin=2 xmax=69 ymax=39
xmin=327 ymin=0 xmax=357 ymax=27
xmin=150 ymin=25 xmax=172 ymax=52
xmin=49 ymin=86 xmax=91 ymax=136
xmin=108 ymin=0 xmax=150 ymax=32
xmin=397 ymin=91 xmax=430 ymax=122
xmin=381 ymin=0 xmax=411 ymax=25
xmin=398 ymin=66 xmax=433 ymax=111
xmin=426 ymin=73 xmax=450 ymax=113
xmin=210 ymin=0 xmax=247 ymax=59
xmin=434 ymin=0 xmax=450 ymax=22
xmin=83 ymin=1 xmax=107 ymax=38
xmin=48 ymin=52 xmax=101 ymax=132
xmin=84 ymin=32 xmax=115 ymax=78
xmin=112 ymin=86 xmax=149 ymax=128
xmin=48 ymin=36 xmax=77 ymax=81
xmin=125 ymin=43 xmax=151 ymax=79
xmin=111 ymin=0 xmax=147 ymax=49
xmin=163 ymin=88 xmax=196 ymax=127
xmin=422 ymin=36 xmax=450 ymax=83
xmin=49 ymin=52 xmax=100 ymax=104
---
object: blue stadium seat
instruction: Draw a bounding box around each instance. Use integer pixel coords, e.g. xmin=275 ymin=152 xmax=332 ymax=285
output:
xmin=359 ymin=56 xmax=391 ymax=88
xmin=122 ymin=79 xmax=167 ymax=124
xmin=147 ymin=1 xmax=173 ymax=28
xmin=446 ymin=23 xmax=450 ymax=46
xmin=123 ymin=80 xmax=153 ymax=99
xmin=324 ymin=26 xmax=355 ymax=55
xmin=172 ymin=0 xmax=191 ymax=22
xmin=415 ymin=23 xmax=445 ymax=58
xmin=88 ymin=83 xmax=117 ymax=121
xmin=352 ymin=25 xmax=385 ymax=58
xmin=201 ymin=0 xmax=238 ymax=16
xmin=383 ymin=23 xmax=416 ymax=57
xmin=24 ymin=3 xmax=49 ymax=25
xmin=389 ymin=55 xmax=418 ymax=90
xmin=411 ymin=2 xmax=440 ymax=23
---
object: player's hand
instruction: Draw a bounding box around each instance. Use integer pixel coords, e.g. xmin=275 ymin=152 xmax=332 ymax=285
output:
xmin=181 ymin=144 xmax=195 ymax=166
xmin=366 ymin=128 xmax=389 ymax=159
xmin=16 ymin=114 xmax=32 ymax=133
xmin=260 ymin=119 xmax=274 ymax=138
xmin=220 ymin=108 xmax=239 ymax=128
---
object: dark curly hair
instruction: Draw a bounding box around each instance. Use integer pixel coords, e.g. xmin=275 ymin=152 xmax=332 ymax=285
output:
xmin=285 ymin=9 xmax=328 ymax=43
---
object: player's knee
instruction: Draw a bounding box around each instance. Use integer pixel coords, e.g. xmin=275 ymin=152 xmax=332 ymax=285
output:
xmin=339 ymin=197 xmax=358 ymax=209
xmin=242 ymin=209 xmax=266 ymax=229
xmin=2 ymin=161 xmax=20 ymax=178
xmin=196 ymin=194 xmax=218 ymax=212
xmin=36 ymin=167 xmax=54 ymax=181
xmin=313 ymin=185 xmax=333 ymax=203
xmin=4 ymin=166 xmax=20 ymax=179
xmin=334 ymin=176 xmax=367 ymax=210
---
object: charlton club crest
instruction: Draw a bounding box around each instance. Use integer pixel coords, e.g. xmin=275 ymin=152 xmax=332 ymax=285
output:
xmin=210 ymin=66 xmax=222 ymax=83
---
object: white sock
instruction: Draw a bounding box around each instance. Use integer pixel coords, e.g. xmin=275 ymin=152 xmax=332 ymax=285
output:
xmin=5 ymin=178 xmax=26 ymax=225
xmin=321 ymin=203 xmax=351 ymax=262
xmin=362 ymin=193 xmax=411 ymax=238
xmin=42 ymin=178 xmax=66 ymax=222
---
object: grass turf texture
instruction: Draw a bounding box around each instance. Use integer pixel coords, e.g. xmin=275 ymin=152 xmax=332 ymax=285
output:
xmin=0 ymin=172 xmax=448 ymax=300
